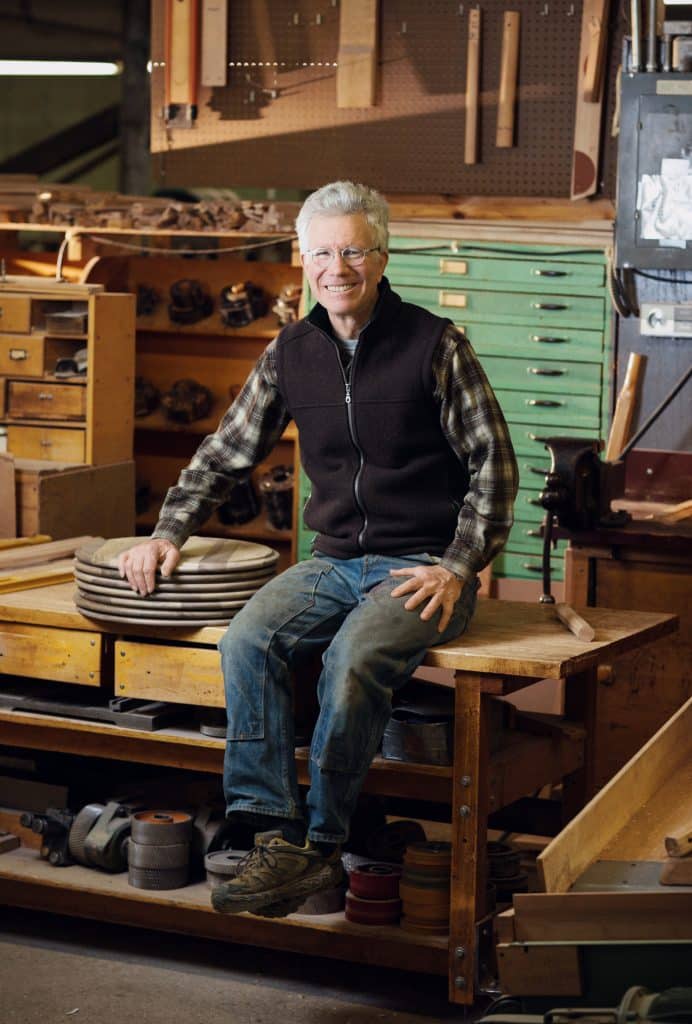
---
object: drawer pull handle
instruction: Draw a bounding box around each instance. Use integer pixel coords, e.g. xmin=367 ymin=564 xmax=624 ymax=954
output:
xmin=527 ymin=497 xmax=543 ymax=507
xmin=532 ymin=302 xmax=568 ymax=311
xmin=528 ymin=432 xmax=549 ymax=442
xmin=533 ymin=269 xmax=568 ymax=277
xmin=522 ymin=562 xmax=543 ymax=573
xmin=528 ymin=367 xmax=564 ymax=376
xmin=39 ymin=439 xmax=53 ymax=447
xmin=9 ymin=348 xmax=28 ymax=361
xmin=38 ymin=392 xmax=54 ymax=401
xmin=531 ymin=335 xmax=568 ymax=344
xmin=525 ymin=528 xmax=542 ymax=537
xmin=525 ymin=464 xmax=547 ymax=476
xmin=527 ymin=398 xmax=563 ymax=407
xmin=439 ymin=259 xmax=467 ymax=275
xmin=439 ymin=291 xmax=467 ymax=308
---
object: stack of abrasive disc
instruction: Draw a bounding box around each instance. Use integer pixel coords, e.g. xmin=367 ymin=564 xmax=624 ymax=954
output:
xmin=73 ymin=536 xmax=279 ymax=627
xmin=345 ymin=862 xmax=402 ymax=925
xmin=128 ymin=810 xmax=193 ymax=890
xmin=399 ymin=841 xmax=452 ymax=934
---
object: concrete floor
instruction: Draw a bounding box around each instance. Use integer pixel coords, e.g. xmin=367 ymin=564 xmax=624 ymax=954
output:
xmin=0 ymin=907 xmax=489 ymax=1024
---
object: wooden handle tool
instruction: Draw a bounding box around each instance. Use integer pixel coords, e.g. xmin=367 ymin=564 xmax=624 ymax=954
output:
xmin=465 ymin=7 xmax=481 ymax=164
xmin=555 ymin=603 xmax=596 ymax=642
xmin=605 ymin=351 xmax=644 ymax=462
xmin=496 ymin=11 xmax=520 ymax=148
xmin=571 ymin=0 xmax=610 ymax=198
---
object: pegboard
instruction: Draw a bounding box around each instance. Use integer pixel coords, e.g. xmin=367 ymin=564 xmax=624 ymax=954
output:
xmin=150 ymin=0 xmax=623 ymax=197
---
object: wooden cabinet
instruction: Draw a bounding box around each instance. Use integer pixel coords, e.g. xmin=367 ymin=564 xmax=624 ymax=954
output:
xmin=87 ymin=253 xmax=302 ymax=570
xmin=0 ymin=282 xmax=135 ymax=466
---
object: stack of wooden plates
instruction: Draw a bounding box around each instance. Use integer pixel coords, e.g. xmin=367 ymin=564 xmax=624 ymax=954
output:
xmin=73 ymin=536 xmax=279 ymax=627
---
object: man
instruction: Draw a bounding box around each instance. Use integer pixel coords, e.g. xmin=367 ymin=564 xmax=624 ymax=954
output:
xmin=119 ymin=180 xmax=518 ymax=918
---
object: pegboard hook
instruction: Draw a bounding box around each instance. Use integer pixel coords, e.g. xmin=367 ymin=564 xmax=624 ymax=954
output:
xmin=540 ymin=3 xmax=549 ymax=15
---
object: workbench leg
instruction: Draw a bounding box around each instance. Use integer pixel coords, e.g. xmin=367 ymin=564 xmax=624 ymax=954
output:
xmin=448 ymin=671 xmax=489 ymax=1005
xmin=562 ymin=665 xmax=598 ymax=822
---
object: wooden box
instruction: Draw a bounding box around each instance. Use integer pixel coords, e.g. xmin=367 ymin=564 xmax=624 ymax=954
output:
xmin=14 ymin=459 xmax=136 ymax=539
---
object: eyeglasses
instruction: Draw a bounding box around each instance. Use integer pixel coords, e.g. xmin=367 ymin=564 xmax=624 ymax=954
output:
xmin=304 ymin=246 xmax=380 ymax=267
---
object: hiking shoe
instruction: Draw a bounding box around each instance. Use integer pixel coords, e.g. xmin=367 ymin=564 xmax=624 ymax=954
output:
xmin=210 ymin=830 xmax=343 ymax=916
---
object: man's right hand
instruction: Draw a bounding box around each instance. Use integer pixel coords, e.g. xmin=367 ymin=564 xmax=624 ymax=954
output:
xmin=117 ymin=539 xmax=180 ymax=595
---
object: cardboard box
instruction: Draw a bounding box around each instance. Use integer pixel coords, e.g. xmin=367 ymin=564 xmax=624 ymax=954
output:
xmin=14 ymin=459 xmax=135 ymax=539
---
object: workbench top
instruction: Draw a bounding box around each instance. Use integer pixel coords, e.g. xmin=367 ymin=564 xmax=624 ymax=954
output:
xmin=0 ymin=582 xmax=677 ymax=681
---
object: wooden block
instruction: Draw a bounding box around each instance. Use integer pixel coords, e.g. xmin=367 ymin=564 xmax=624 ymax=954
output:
xmin=0 ymin=622 xmax=103 ymax=685
xmin=15 ymin=460 xmax=135 ymax=540
xmin=337 ymin=0 xmax=379 ymax=108
xmin=555 ymin=603 xmax=596 ymax=642
xmin=0 ymin=453 xmax=16 ymax=538
xmin=115 ymin=639 xmax=224 ymax=706
xmin=0 ymin=535 xmax=97 ymax=570
xmin=497 ymin=942 xmax=582 ymax=996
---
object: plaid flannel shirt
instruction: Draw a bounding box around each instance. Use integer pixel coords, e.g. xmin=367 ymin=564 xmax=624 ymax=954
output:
xmin=153 ymin=323 xmax=518 ymax=583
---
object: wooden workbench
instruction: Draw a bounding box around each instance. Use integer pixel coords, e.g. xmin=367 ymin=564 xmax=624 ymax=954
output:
xmin=0 ymin=583 xmax=677 ymax=1005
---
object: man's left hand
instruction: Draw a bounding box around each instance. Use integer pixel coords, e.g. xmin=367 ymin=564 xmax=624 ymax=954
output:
xmin=389 ymin=564 xmax=462 ymax=634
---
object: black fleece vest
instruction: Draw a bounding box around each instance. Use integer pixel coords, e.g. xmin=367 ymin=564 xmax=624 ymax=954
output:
xmin=275 ymin=280 xmax=469 ymax=559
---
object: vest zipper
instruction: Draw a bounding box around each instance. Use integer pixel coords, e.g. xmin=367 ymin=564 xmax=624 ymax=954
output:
xmin=324 ymin=332 xmax=368 ymax=550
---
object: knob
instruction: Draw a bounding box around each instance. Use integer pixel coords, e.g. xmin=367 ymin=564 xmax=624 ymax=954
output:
xmin=647 ymin=308 xmax=665 ymax=328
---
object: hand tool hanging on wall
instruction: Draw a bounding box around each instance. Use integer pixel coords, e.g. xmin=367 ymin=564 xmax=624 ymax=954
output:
xmin=337 ymin=0 xmax=379 ymax=108
xmin=496 ymin=11 xmax=520 ymax=148
xmin=200 ymin=0 xmax=228 ymax=87
xmin=571 ymin=0 xmax=611 ymax=198
xmin=465 ymin=7 xmax=482 ymax=164
xmin=164 ymin=0 xmax=200 ymax=128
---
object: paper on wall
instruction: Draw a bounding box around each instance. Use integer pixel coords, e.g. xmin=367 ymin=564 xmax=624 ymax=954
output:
xmin=636 ymin=158 xmax=692 ymax=246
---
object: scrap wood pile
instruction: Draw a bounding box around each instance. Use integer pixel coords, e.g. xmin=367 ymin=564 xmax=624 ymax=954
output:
xmin=0 ymin=176 xmax=296 ymax=234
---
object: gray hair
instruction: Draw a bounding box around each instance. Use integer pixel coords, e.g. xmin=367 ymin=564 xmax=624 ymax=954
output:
xmin=295 ymin=180 xmax=389 ymax=253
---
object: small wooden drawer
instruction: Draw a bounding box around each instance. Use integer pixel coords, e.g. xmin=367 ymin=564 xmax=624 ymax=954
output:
xmin=7 ymin=379 xmax=86 ymax=420
xmin=0 ymin=378 xmax=5 ymax=417
xmin=7 ymin=424 xmax=86 ymax=462
xmin=115 ymin=639 xmax=224 ymax=707
xmin=0 ymin=335 xmax=79 ymax=377
xmin=0 ymin=295 xmax=31 ymax=333
xmin=0 ymin=623 xmax=103 ymax=686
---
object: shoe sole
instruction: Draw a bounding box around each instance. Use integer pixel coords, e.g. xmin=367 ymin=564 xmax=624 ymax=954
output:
xmin=211 ymin=862 xmax=343 ymax=916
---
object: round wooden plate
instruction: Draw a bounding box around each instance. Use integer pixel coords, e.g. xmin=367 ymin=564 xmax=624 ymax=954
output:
xmin=75 ymin=577 xmax=264 ymax=598
xmin=75 ymin=585 xmax=250 ymax=612
xmin=74 ymin=563 xmax=276 ymax=589
xmin=76 ymin=536 xmax=279 ymax=574
xmin=75 ymin=593 xmax=234 ymax=624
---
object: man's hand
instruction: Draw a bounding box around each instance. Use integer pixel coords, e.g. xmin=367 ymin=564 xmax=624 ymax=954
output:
xmin=117 ymin=539 xmax=180 ymax=596
xmin=389 ymin=564 xmax=463 ymax=634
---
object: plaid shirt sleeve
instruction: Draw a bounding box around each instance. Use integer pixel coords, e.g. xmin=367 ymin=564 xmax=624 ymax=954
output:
xmin=152 ymin=340 xmax=289 ymax=548
xmin=433 ymin=324 xmax=518 ymax=582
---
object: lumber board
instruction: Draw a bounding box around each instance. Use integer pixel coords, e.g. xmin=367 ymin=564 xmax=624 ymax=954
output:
xmin=571 ymin=0 xmax=609 ymax=198
xmin=0 ymin=620 xmax=102 ymax=685
xmin=336 ymin=0 xmax=379 ymax=108
xmin=513 ymin=891 xmax=692 ymax=941
xmin=497 ymin=943 xmax=582 ymax=996
xmin=0 ymin=537 xmax=96 ymax=571
xmin=464 ymin=7 xmax=481 ymax=165
xmin=496 ymin=12 xmax=520 ymax=148
xmin=538 ymin=696 xmax=692 ymax=893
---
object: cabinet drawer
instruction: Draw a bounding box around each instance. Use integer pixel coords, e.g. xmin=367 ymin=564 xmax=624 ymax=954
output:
xmin=496 ymin=388 xmax=600 ymax=428
xmin=0 ymin=296 xmax=31 ymax=333
xmin=513 ymin=486 xmax=548 ymax=524
xmin=7 ymin=424 xmax=86 ymax=462
xmin=0 ymin=623 xmax=103 ymax=685
xmin=7 ymin=379 xmax=86 ymax=420
xmin=115 ymin=639 xmax=224 ymax=707
xmin=509 ymin=424 xmax=599 ymax=458
xmin=481 ymin=355 xmax=601 ymax=396
xmin=506 ymin=521 xmax=568 ymax=557
xmin=464 ymin=322 xmax=604 ymax=362
xmin=0 ymin=335 xmax=78 ymax=377
xmin=397 ymin=285 xmax=604 ymax=329
xmin=389 ymin=247 xmax=605 ymax=289
xmin=494 ymin=550 xmax=564 ymax=581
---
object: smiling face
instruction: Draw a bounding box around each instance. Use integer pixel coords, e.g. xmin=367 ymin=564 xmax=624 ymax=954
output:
xmin=302 ymin=212 xmax=388 ymax=340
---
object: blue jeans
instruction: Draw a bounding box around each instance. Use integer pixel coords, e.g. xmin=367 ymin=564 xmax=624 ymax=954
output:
xmin=218 ymin=552 xmax=479 ymax=845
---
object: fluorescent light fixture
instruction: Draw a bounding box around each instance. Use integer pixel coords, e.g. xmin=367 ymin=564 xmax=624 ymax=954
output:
xmin=0 ymin=60 xmax=121 ymax=77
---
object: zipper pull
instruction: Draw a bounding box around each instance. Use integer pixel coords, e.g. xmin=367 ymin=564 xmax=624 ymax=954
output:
xmin=345 ymin=383 xmax=352 ymax=404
